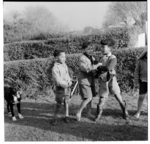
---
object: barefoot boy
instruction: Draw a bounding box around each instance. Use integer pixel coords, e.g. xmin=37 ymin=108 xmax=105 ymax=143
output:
xmin=95 ymin=39 xmax=129 ymax=122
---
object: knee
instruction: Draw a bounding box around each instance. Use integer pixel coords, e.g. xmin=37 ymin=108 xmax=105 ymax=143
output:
xmin=64 ymin=99 xmax=69 ymax=104
xmin=84 ymin=96 xmax=92 ymax=103
xmin=98 ymin=96 xmax=106 ymax=105
xmin=97 ymin=102 xmax=104 ymax=110
xmin=114 ymin=92 xmax=123 ymax=99
xmin=88 ymin=96 xmax=92 ymax=102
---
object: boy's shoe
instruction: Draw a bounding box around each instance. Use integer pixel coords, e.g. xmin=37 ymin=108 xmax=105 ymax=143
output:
xmin=64 ymin=117 xmax=70 ymax=123
xmin=51 ymin=118 xmax=58 ymax=126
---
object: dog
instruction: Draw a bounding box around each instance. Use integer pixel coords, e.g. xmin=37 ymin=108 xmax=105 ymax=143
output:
xmin=94 ymin=65 xmax=109 ymax=79
xmin=4 ymin=86 xmax=24 ymax=121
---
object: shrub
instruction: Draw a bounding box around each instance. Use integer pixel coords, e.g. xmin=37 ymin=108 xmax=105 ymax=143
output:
xmin=4 ymin=29 xmax=131 ymax=62
xmin=4 ymin=47 xmax=146 ymax=99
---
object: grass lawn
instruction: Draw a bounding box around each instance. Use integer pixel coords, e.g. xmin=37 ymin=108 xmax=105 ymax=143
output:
xmin=4 ymin=92 xmax=148 ymax=141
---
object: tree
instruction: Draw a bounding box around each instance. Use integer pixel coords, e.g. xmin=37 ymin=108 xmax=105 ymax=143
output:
xmin=83 ymin=26 xmax=94 ymax=34
xmin=23 ymin=6 xmax=69 ymax=36
xmin=23 ymin=6 xmax=55 ymax=34
xmin=4 ymin=10 xmax=33 ymax=42
xmin=4 ymin=6 xmax=69 ymax=43
xmin=102 ymin=2 xmax=147 ymax=47
xmin=103 ymin=2 xmax=147 ymax=27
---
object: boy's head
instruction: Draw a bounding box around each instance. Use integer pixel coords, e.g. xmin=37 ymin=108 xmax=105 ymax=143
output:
xmin=82 ymin=41 xmax=90 ymax=50
xmin=53 ymin=50 xmax=66 ymax=64
xmin=82 ymin=41 xmax=94 ymax=55
xmin=100 ymin=39 xmax=115 ymax=55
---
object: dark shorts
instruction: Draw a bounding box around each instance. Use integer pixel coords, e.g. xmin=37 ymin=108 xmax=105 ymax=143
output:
xmin=139 ymin=80 xmax=147 ymax=95
xmin=55 ymin=87 xmax=71 ymax=104
xmin=79 ymin=84 xmax=93 ymax=100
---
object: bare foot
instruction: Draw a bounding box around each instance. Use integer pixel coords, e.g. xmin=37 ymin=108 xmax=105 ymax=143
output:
xmin=76 ymin=113 xmax=81 ymax=121
xmin=12 ymin=116 xmax=17 ymax=121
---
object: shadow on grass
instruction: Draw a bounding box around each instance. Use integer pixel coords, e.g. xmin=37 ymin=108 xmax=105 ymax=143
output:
xmin=4 ymin=101 xmax=148 ymax=141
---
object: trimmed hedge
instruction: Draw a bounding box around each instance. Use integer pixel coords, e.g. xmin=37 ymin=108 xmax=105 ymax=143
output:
xmin=4 ymin=47 xmax=146 ymax=99
xmin=4 ymin=27 xmax=130 ymax=61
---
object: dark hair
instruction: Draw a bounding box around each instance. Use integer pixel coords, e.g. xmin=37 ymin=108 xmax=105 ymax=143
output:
xmin=100 ymin=39 xmax=115 ymax=47
xmin=53 ymin=50 xmax=65 ymax=57
xmin=82 ymin=41 xmax=90 ymax=49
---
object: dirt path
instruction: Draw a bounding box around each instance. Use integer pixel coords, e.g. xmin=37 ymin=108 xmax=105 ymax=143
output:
xmin=4 ymin=93 xmax=148 ymax=141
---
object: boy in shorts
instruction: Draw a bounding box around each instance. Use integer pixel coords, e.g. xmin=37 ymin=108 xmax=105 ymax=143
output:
xmin=77 ymin=42 xmax=102 ymax=121
xmin=94 ymin=39 xmax=129 ymax=122
xmin=51 ymin=50 xmax=72 ymax=125
xmin=134 ymin=48 xmax=147 ymax=118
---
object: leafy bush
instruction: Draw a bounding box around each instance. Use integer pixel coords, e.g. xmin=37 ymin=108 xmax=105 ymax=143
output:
xmin=4 ymin=28 xmax=131 ymax=62
xmin=4 ymin=47 xmax=146 ymax=99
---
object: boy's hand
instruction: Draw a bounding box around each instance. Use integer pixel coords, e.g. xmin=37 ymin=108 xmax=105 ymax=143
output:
xmin=95 ymin=62 xmax=102 ymax=69
xmin=68 ymin=81 xmax=72 ymax=87
xmin=97 ymin=62 xmax=102 ymax=67
xmin=92 ymin=62 xmax=102 ymax=70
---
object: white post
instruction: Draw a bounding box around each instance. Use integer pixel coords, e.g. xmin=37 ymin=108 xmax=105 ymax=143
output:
xmin=145 ymin=21 xmax=147 ymax=45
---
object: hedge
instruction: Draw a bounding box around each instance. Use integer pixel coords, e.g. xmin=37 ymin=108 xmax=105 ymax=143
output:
xmin=4 ymin=47 xmax=146 ymax=99
xmin=4 ymin=27 xmax=130 ymax=61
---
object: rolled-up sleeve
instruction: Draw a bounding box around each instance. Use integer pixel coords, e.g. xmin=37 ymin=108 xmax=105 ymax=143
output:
xmin=52 ymin=67 xmax=68 ymax=88
xmin=107 ymin=57 xmax=117 ymax=71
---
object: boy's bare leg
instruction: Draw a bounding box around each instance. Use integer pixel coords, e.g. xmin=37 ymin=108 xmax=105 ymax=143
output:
xmin=64 ymin=99 xmax=70 ymax=123
xmin=135 ymin=94 xmax=147 ymax=118
xmin=52 ymin=103 xmax=61 ymax=125
xmin=64 ymin=100 xmax=69 ymax=117
xmin=86 ymin=100 xmax=92 ymax=114
xmin=76 ymin=96 xmax=92 ymax=121
xmin=54 ymin=103 xmax=61 ymax=118
xmin=114 ymin=93 xmax=129 ymax=119
xmin=110 ymin=77 xmax=129 ymax=119
xmin=95 ymin=96 xmax=107 ymax=122
xmin=86 ymin=100 xmax=95 ymax=118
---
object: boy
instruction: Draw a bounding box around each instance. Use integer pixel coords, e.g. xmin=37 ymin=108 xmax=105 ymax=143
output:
xmin=94 ymin=39 xmax=129 ymax=122
xmin=76 ymin=42 xmax=102 ymax=121
xmin=134 ymin=48 xmax=147 ymax=118
xmin=51 ymin=50 xmax=72 ymax=125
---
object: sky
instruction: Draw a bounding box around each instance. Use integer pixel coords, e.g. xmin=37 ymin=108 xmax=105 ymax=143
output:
xmin=3 ymin=2 xmax=110 ymax=31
